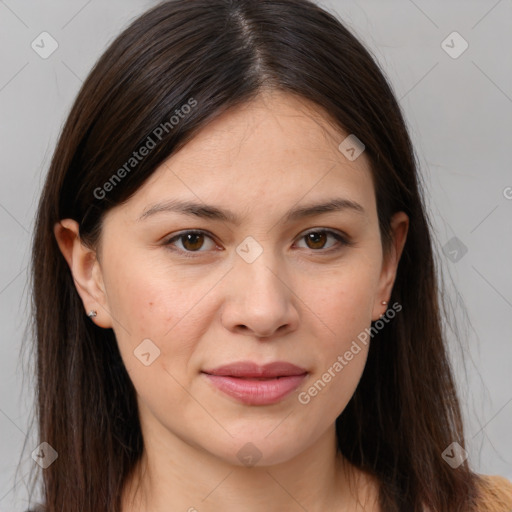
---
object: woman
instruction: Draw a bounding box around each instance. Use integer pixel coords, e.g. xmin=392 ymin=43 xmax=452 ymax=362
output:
xmin=27 ymin=0 xmax=512 ymax=510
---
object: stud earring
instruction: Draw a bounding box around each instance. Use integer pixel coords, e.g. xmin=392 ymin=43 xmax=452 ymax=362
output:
xmin=87 ymin=310 xmax=97 ymax=319
xmin=381 ymin=301 xmax=388 ymax=306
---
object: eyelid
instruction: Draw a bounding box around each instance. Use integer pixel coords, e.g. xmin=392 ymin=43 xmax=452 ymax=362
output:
xmin=298 ymin=227 xmax=351 ymax=247
xmin=163 ymin=228 xmax=352 ymax=257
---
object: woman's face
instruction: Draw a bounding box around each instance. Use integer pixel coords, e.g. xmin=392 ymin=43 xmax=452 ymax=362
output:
xmin=71 ymin=90 xmax=407 ymax=466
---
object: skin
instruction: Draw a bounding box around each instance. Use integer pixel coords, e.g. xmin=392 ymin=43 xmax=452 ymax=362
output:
xmin=54 ymin=90 xmax=408 ymax=512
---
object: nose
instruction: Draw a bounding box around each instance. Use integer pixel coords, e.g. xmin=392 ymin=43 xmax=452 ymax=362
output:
xmin=220 ymin=253 xmax=300 ymax=339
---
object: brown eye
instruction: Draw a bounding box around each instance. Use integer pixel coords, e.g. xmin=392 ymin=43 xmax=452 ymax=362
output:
xmin=164 ymin=230 xmax=217 ymax=255
xmin=304 ymin=231 xmax=328 ymax=250
xmin=296 ymin=229 xmax=348 ymax=252
xmin=181 ymin=232 xmax=205 ymax=251
xmin=164 ymin=228 xmax=350 ymax=259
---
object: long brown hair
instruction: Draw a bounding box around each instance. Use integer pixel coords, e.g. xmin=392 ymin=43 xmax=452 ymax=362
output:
xmin=27 ymin=0 xmax=481 ymax=510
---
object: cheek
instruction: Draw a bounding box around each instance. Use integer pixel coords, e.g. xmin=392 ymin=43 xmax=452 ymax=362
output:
xmin=102 ymin=250 xmax=196 ymax=336
xmin=102 ymin=251 xmax=220 ymax=385
xmin=296 ymin=253 xmax=380 ymax=405
xmin=305 ymin=255 xmax=381 ymax=341
xmin=100 ymin=258 xmax=179 ymax=373
xmin=104 ymin=266 xmax=198 ymax=416
xmin=295 ymin=268 xmax=377 ymax=421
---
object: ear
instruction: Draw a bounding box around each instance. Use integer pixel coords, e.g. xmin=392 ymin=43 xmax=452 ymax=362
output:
xmin=371 ymin=211 xmax=409 ymax=321
xmin=53 ymin=219 xmax=113 ymax=328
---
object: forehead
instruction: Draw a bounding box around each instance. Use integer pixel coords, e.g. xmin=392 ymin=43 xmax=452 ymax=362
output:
xmin=175 ymin=90 xmax=354 ymax=167
xmin=109 ymin=90 xmax=376 ymax=224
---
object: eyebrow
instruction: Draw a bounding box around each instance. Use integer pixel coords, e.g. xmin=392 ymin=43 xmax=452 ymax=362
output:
xmin=137 ymin=197 xmax=365 ymax=224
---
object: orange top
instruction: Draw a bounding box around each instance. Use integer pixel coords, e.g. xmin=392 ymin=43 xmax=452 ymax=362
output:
xmin=475 ymin=475 xmax=512 ymax=511
xmin=22 ymin=475 xmax=512 ymax=512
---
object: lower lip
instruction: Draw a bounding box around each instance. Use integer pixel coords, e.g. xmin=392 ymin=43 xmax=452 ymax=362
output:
xmin=202 ymin=373 xmax=307 ymax=405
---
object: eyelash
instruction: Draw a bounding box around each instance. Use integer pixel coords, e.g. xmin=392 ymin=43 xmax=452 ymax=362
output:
xmin=163 ymin=229 xmax=352 ymax=258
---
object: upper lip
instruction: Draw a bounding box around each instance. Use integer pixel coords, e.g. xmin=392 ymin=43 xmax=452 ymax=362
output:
xmin=202 ymin=361 xmax=308 ymax=378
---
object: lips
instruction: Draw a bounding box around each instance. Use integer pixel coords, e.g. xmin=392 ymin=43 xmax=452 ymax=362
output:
xmin=202 ymin=361 xmax=308 ymax=378
xmin=202 ymin=361 xmax=308 ymax=405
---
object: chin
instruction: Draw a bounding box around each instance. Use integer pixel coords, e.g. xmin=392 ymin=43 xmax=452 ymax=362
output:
xmin=210 ymin=434 xmax=306 ymax=468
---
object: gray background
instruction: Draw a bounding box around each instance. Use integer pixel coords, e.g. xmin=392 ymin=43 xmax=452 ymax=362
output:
xmin=1 ymin=0 xmax=511 ymax=509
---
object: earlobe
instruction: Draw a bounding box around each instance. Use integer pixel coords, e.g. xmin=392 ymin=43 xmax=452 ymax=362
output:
xmin=371 ymin=212 xmax=409 ymax=321
xmin=53 ymin=219 xmax=112 ymax=328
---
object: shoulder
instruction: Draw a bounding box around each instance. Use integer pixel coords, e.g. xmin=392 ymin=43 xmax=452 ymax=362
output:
xmin=473 ymin=474 xmax=512 ymax=512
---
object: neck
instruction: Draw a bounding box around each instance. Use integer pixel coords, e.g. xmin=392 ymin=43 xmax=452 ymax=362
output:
xmin=121 ymin=416 xmax=376 ymax=512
